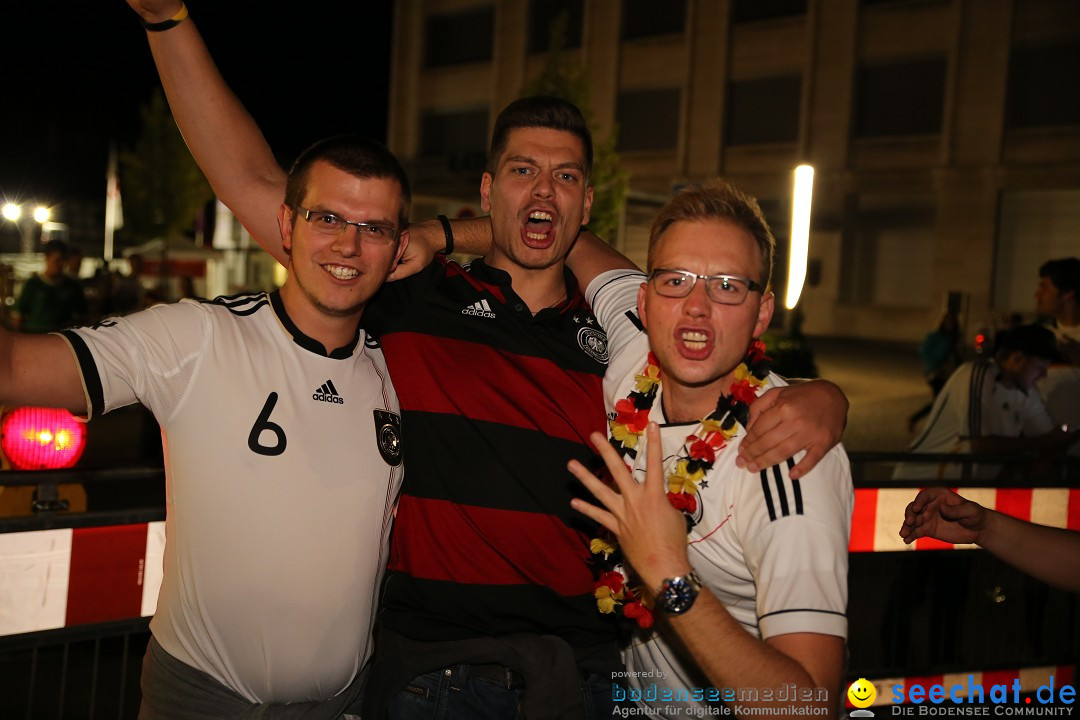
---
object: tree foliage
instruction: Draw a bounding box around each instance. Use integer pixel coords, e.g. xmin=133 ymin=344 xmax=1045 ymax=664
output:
xmin=120 ymin=90 xmax=213 ymax=243
xmin=523 ymin=13 xmax=629 ymax=244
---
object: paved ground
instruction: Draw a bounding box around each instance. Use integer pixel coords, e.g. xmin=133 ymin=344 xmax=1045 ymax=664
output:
xmin=805 ymin=336 xmax=929 ymax=452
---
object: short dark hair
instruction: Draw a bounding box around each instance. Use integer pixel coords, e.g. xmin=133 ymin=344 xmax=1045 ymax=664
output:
xmin=42 ymin=239 xmax=68 ymax=258
xmin=994 ymin=324 xmax=1057 ymax=362
xmin=284 ymin=135 xmax=411 ymax=231
xmin=648 ymin=179 xmax=775 ymax=288
xmin=488 ymin=96 xmax=593 ymax=178
xmin=1039 ymin=257 xmax=1080 ymax=296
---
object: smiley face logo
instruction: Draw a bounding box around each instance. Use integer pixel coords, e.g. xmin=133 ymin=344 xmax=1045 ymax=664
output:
xmin=847 ymin=678 xmax=877 ymax=708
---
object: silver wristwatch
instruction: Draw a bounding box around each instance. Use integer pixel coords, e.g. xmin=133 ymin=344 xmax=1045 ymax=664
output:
xmin=656 ymin=570 xmax=703 ymax=615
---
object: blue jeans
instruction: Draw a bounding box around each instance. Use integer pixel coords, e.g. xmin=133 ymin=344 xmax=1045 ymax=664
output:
xmin=387 ymin=665 xmax=613 ymax=720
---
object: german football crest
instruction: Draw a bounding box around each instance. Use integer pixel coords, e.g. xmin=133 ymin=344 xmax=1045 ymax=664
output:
xmin=373 ymin=410 xmax=403 ymax=466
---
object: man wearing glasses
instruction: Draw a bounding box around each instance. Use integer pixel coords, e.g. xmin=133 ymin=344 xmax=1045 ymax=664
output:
xmin=0 ymin=135 xmax=409 ymax=717
xmin=570 ymin=181 xmax=852 ymax=718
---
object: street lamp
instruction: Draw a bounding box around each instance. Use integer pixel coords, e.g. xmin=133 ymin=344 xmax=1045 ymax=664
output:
xmin=785 ymin=165 xmax=815 ymax=310
xmin=1 ymin=201 xmax=52 ymax=254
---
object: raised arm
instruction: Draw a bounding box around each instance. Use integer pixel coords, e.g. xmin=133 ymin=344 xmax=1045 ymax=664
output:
xmin=900 ymin=486 xmax=1080 ymax=593
xmin=127 ymin=1 xmax=288 ymax=264
xmin=0 ymin=329 xmax=87 ymax=414
xmin=569 ymin=425 xmax=843 ymax=717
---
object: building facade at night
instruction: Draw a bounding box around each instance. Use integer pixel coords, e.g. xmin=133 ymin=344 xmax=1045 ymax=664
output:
xmin=386 ymin=0 xmax=1079 ymax=343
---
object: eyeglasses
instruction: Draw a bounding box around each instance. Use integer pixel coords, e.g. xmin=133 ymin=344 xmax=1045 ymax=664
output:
xmin=296 ymin=208 xmax=397 ymax=244
xmin=649 ymin=268 xmax=764 ymax=305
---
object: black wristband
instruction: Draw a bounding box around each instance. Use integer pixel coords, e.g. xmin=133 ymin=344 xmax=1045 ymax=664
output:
xmin=436 ymin=214 xmax=454 ymax=256
xmin=141 ymin=3 xmax=189 ymax=32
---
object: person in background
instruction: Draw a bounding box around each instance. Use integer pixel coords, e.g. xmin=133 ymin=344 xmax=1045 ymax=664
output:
xmin=894 ymin=324 xmax=1077 ymax=480
xmin=12 ymin=239 xmax=87 ymax=333
xmin=908 ymin=310 xmax=961 ymax=433
xmin=111 ymin=252 xmax=147 ymax=315
xmin=1034 ymin=257 xmax=1080 ymax=455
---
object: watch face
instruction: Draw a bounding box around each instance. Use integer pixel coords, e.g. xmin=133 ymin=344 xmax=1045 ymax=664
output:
xmin=659 ymin=575 xmax=699 ymax=615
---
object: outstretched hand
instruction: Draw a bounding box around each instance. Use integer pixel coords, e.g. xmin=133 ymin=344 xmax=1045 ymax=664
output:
xmin=899 ymin=487 xmax=987 ymax=545
xmin=568 ymin=424 xmax=691 ymax=591
xmin=126 ymin=0 xmax=185 ymax=23
xmin=738 ymin=380 xmax=848 ymax=479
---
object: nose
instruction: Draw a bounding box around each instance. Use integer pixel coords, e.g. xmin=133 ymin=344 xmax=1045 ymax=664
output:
xmin=332 ymin=226 xmax=362 ymax=257
xmin=682 ymin=279 xmax=711 ymax=317
xmin=532 ymin=172 xmax=555 ymax=200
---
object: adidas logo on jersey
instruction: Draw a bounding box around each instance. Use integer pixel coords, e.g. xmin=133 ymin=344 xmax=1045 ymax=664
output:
xmin=461 ymin=299 xmax=496 ymax=318
xmin=313 ymin=379 xmax=344 ymax=404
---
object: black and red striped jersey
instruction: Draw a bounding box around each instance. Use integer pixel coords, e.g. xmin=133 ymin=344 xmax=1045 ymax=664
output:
xmin=363 ymin=257 xmax=619 ymax=658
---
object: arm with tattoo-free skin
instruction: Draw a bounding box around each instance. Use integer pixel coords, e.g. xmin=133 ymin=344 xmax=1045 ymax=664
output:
xmin=568 ymin=425 xmax=843 ymax=718
xmin=127 ymin=0 xmax=290 ymax=264
xmin=0 ymin=329 xmax=87 ymax=414
xmin=900 ymin=486 xmax=1080 ymax=593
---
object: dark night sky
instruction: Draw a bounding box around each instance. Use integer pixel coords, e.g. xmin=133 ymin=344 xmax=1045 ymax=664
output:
xmin=0 ymin=1 xmax=393 ymax=208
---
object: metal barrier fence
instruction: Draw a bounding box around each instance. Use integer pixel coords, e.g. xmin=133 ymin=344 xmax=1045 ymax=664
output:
xmin=0 ymin=456 xmax=1077 ymax=716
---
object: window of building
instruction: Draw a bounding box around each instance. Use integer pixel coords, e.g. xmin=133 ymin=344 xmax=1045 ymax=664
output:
xmin=621 ymin=0 xmax=687 ymax=40
xmin=854 ymin=57 xmax=946 ymax=137
xmin=419 ymin=108 xmax=489 ymax=171
xmin=840 ymin=204 xmax=936 ymax=307
xmin=1007 ymin=42 xmax=1080 ymax=129
xmin=529 ymin=0 xmax=583 ymax=54
xmin=424 ymin=7 xmax=495 ymax=67
xmin=616 ymin=89 xmax=681 ymax=152
xmin=726 ymin=75 xmax=802 ymax=145
xmin=731 ymin=0 xmax=807 ymax=24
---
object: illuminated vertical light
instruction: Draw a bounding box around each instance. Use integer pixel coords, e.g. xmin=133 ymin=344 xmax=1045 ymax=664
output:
xmin=785 ymin=164 xmax=815 ymax=310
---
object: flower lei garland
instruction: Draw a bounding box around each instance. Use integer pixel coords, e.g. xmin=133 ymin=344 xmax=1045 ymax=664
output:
xmin=591 ymin=339 xmax=772 ymax=628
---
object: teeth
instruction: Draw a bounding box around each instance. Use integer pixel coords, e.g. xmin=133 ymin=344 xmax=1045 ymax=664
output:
xmin=526 ymin=232 xmax=547 ymax=240
xmin=529 ymin=211 xmax=553 ymax=221
xmin=325 ymin=265 xmax=359 ymax=280
xmin=682 ymin=331 xmax=707 ymax=350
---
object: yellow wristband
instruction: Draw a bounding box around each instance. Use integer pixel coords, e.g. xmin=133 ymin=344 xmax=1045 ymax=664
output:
xmin=141 ymin=3 xmax=189 ymax=32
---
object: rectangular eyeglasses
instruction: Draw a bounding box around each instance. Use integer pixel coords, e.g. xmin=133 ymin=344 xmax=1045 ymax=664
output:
xmin=297 ymin=207 xmax=397 ymax=244
xmin=649 ymin=268 xmax=764 ymax=305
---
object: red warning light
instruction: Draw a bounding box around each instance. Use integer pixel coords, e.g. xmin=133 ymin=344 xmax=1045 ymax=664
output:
xmin=1 ymin=407 xmax=87 ymax=470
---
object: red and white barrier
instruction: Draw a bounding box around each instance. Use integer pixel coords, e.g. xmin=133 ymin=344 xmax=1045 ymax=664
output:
xmin=2 ymin=489 xmax=1078 ymax=636
xmin=0 ymin=521 xmax=164 ymax=637
xmin=850 ymin=488 xmax=1080 ymax=553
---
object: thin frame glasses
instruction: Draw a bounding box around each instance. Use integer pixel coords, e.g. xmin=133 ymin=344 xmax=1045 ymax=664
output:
xmin=649 ymin=268 xmax=764 ymax=305
xmin=297 ymin=207 xmax=398 ymax=244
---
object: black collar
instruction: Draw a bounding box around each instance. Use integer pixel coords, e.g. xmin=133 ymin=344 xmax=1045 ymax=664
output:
xmin=269 ymin=290 xmax=361 ymax=359
xmin=466 ymin=258 xmax=581 ymax=317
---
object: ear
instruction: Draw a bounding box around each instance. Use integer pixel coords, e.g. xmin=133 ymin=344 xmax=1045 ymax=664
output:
xmin=278 ymin=204 xmax=294 ymax=257
xmin=753 ymin=291 xmax=775 ymax=338
xmin=393 ymin=229 xmax=410 ymax=267
xmin=582 ymin=185 xmax=595 ymax=227
xmin=637 ymin=281 xmax=649 ymax=331
xmin=480 ymin=173 xmax=494 ymax=213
